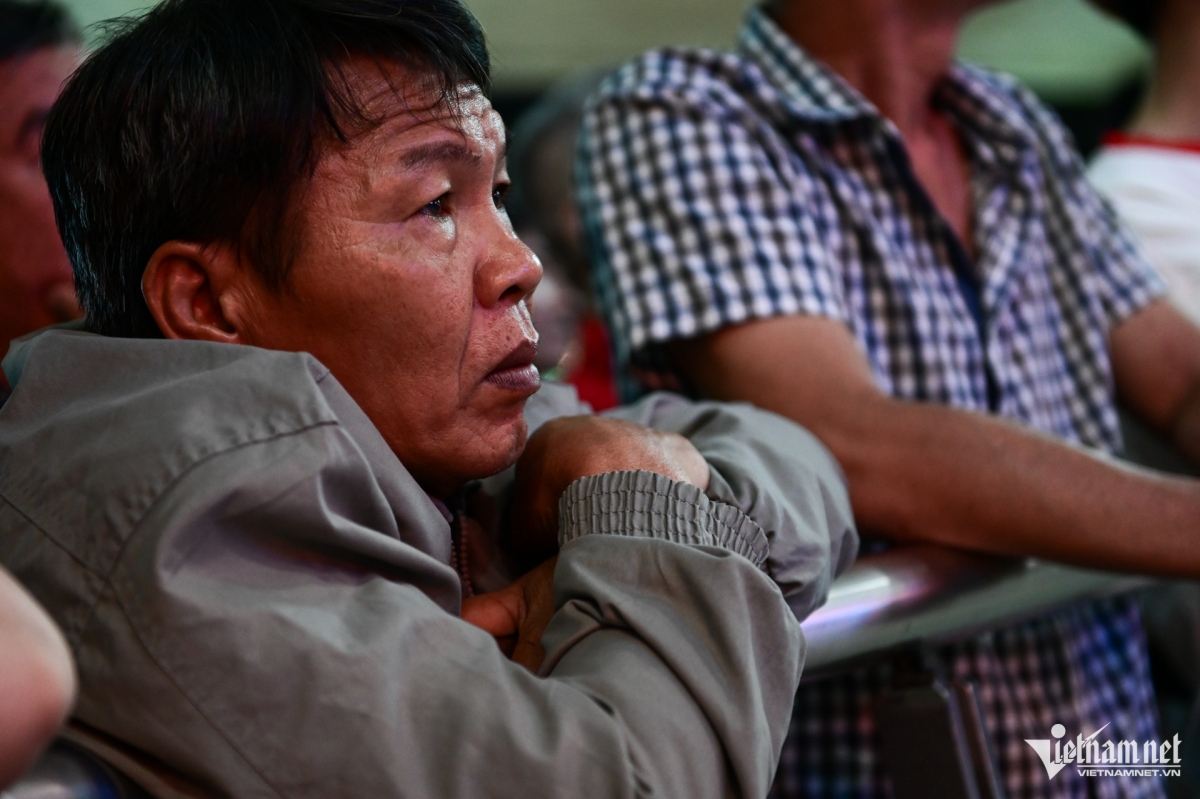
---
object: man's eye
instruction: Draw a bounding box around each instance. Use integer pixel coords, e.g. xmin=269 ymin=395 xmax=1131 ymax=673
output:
xmin=421 ymin=196 xmax=447 ymax=217
xmin=493 ymin=185 xmax=509 ymax=209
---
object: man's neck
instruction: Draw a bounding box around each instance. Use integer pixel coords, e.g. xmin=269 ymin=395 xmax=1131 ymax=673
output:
xmin=1128 ymin=0 xmax=1200 ymax=142
xmin=772 ymin=0 xmax=970 ymax=140
xmin=773 ymin=0 xmax=986 ymax=251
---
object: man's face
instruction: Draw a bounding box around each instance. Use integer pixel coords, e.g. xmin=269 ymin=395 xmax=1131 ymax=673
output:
xmin=240 ymin=64 xmax=542 ymax=498
xmin=0 ymin=46 xmax=81 ymax=359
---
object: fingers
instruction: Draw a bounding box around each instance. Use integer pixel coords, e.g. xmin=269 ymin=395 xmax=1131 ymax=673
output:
xmin=461 ymin=557 xmax=556 ymax=672
xmin=510 ymin=557 xmax=558 ymax=673
xmin=511 ymin=636 xmax=546 ymax=673
xmin=495 ymin=634 xmax=518 ymax=659
xmin=460 ymin=586 xmax=522 ymax=638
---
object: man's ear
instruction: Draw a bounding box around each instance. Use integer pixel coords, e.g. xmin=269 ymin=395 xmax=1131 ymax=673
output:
xmin=142 ymin=241 xmax=256 ymax=343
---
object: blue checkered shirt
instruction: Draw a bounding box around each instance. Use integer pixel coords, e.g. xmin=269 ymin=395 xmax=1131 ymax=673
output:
xmin=578 ymin=8 xmax=1167 ymax=799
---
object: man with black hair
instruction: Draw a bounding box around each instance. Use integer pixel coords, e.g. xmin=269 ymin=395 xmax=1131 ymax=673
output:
xmin=0 ymin=1 xmax=857 ymax=797
xmin=0 ymin=0 xmax=81 ymax=404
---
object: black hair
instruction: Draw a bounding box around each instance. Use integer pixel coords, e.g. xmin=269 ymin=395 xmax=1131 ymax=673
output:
xmin=1092 ymin=0 xmax=1163 ymax=39
xmin=507 ymin=72 xmax=603 ymax=232
xmin=0 ymin=0 xmax=77 ymax=63
xmin=42 ymin=0 xmax=490 ymax=338
xmin=506 ymin=71 xmax=606 ymax=292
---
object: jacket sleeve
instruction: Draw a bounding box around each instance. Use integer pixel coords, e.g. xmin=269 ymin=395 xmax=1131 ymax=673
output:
xmin=76 ymin=420 xmax=802 ymax=799
xmin=604 ymin=391 xmax=859 ymax=619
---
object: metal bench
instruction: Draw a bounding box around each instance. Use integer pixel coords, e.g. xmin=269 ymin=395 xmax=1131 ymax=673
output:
xmin=2 ymin=740 xmax=148 ymax=799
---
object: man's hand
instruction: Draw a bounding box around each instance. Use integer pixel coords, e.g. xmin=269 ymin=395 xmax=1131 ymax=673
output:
xmin=465 ymin=418 xmax=709 ymax=669
xmin=461 ymin=557 xmax=558 ymax=673
xmin=505 ymin=416 xmax=710 ymax=562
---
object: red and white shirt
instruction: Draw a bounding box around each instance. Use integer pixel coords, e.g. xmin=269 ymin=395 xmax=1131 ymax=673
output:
xmin=1090 ymin=133 xmax=1200 ymax=326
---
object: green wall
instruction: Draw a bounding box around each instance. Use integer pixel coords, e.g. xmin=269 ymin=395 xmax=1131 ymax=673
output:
xmin=59 ymin=0 xmax=1150 ymax=101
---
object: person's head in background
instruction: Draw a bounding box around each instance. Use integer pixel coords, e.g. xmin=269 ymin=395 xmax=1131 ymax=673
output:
xmin=506 ymin=75 xmax=601 ymax=375
xmin=0 ymin=0 xmax=81 ymax=388
xmin=1092 ymin=0 xmax=1163 ymax=41
xmin=1092 ymin=0 xmax=1200 ymax=141
xmin=507 ymin=73 xmax=621 ymax=410
xmin=508 ymin=76 xmax=602 ymax=298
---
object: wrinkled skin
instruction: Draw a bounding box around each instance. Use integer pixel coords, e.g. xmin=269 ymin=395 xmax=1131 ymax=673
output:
xmin=233 ymin=72 xmax=543 ymax=497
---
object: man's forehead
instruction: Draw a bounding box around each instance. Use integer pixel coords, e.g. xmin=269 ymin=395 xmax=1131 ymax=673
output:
xmin=342 ymin=57 xmax=498 ymax=138
xmin=362 ymin=103 xmax=504 ymax=177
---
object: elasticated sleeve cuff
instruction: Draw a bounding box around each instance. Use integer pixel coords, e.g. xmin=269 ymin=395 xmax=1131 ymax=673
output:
xmin=558 ymin=470 xmax=769 ymax=569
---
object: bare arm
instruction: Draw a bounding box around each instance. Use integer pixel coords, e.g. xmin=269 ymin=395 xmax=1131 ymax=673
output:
xmin=1111 ymin=299 xmax=1200 ymax=464
xmin=0 ymin=567 xmax=75 ymax=789
xmin=669 ymin=310 xmax=1200 ymax=577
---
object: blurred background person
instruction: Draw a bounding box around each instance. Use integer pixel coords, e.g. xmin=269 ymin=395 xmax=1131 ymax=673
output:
xmin=0 ymin=0 xmax=82 ymax=778
xmin=578 ymin=0 xmax=1200 ymax=796
xmin=506 ymin=73 xmax=619 ymax=410
xmin=0 ymin=0 xmax=81 ymax=404
xmin=1089 ymin=3 xmax=1200 ymax=795
xmin=0 ymin=565 xmax=75 ymax=790
xmin=1089 ymin=0 xmax=1200 ymax=326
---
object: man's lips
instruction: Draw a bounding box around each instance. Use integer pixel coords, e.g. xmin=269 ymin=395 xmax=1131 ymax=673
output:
xmin=485 ymin=340 xmax=541 ymax=393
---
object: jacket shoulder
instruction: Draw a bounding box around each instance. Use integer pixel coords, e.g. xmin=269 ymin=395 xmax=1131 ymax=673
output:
xmin=0 ymin=332 xmax=340 ymax=574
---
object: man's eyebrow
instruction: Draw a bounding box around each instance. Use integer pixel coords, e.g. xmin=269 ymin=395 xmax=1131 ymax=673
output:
xmin=398 ymin=141 xmax=483 ymax=169
xmin=395 ymin=139 xmax=509 ymax=170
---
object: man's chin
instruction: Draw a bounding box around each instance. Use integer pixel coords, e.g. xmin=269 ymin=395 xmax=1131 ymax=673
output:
xmin=486 ymin=419 xmax=529 ymax=478
xmin=456 ymin=416 xmax=530 ymax=483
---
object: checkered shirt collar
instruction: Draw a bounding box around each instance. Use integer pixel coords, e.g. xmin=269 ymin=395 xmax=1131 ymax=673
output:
xmin=737 ymin=5 xmax=1035 ymax=167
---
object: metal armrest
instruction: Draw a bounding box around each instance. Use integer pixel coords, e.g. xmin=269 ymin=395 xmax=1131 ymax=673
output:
xmin=799 ymin=545 xmax=1150 ymax=679
xmin=2 ymin=740 xmax=149 ymax=799
xmin=798 ymin=408 xmax=1189 ymax=679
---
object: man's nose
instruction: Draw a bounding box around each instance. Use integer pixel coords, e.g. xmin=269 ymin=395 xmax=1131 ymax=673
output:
xmin=477 ymin=228 xmax=543 ymax=310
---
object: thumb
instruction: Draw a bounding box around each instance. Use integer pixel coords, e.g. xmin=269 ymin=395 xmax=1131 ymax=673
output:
xmin=511 ymin=634 xmax=545 ymax=673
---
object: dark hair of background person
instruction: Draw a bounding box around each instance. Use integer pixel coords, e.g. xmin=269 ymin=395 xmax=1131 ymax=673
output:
xmin=42 ymin=0 xmax=490 ymax=339
xmin=1091 ymin=0 xmax=1164 ymax=38
xmin=0 ymin=0 xmax=77 ymax=63
xmin=505 ymin=72 xmax=605 ymax=292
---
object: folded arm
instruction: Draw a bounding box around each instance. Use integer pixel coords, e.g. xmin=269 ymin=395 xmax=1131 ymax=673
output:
xmin=604 ymin=391 xmax=858 ymax=617
xmin=79 ymin=423 xmax=801 ymax=798
xmin=498 ymin=384 xmax=858 ymax=618
xmin=669 ymin=310 xmax=1200 ymax=577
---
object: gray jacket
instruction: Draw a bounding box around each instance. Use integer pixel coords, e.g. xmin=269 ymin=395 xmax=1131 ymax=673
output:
xmin=0 ymin=329 xmax=856 ymax=799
